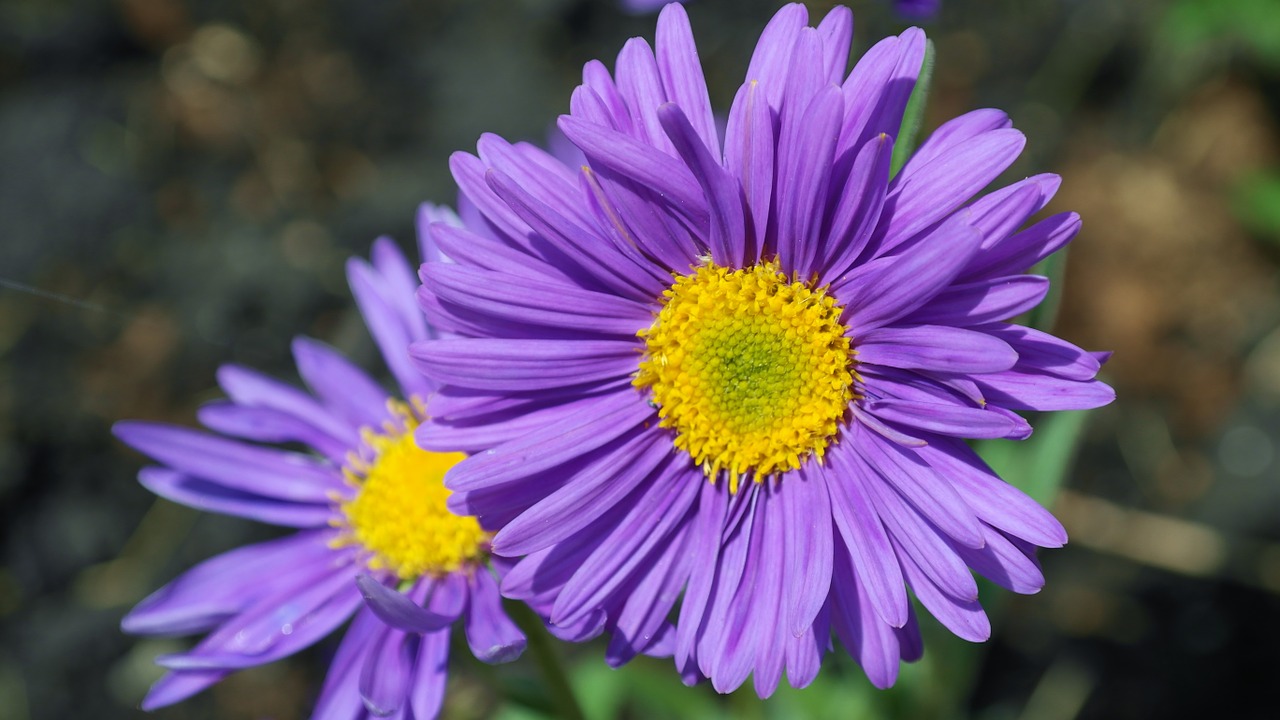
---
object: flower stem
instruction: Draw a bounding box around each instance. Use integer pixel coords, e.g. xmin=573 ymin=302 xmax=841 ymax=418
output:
xmin=510 ymin=602 xmax=586 ymax=720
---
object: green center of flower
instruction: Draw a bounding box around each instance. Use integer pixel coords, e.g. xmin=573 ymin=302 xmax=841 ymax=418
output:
xmin=634 ymin=260 xmax=856 ymax=490
xmin=335 ymin=401 xmax=486 ymax=579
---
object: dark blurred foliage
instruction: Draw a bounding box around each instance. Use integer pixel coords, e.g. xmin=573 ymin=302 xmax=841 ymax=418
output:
xmin=1 ymin=0 xmax=1278 ymax=718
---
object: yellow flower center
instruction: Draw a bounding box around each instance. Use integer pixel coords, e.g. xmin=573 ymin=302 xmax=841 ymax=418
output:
xmin=634 ymin=260 xmax=856 ymax=491
xmin=334 ymin=401 xmax=487 ymax=580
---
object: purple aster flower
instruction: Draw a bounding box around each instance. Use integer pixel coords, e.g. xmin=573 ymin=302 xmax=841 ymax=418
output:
xmin=894 ymin=0 xmax=940 ymax=20
xmin=621 ymin=0 xmax=688 ymax=16
xmin=412 ymin=2 xmax=1113 ymax=697
xmin=115 ymin=219 xmax=526 ymax=717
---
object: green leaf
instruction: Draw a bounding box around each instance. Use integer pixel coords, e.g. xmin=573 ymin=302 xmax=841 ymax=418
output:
xmin=890 ymin=40 xmax=936 ymax=178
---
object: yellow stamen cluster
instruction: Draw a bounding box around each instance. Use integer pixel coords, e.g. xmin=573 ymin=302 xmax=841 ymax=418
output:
xmin=334 ymin=400 xmax=486 ymax=579
xmin=634 ymin=260 xmax=856 ymax=491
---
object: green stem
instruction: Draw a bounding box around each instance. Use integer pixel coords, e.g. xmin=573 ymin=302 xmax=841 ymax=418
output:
xmin=510 ymin=602 xmax=586 ymax=720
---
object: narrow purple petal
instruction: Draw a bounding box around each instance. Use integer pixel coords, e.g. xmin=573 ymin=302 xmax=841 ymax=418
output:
xmin=961 ymin=211 xmax=1081 ymax=280
xmin=864 ymin=471 xmax=979 ymax=602
xmin=952 ymin=525 xmax=1046 ymax=594
xmin=902 ymin=275 xmax=1050 ymax=327
xmin=348 ymin=253 xmax=433 ymax=400
xmin=123 ymin=531 xmax=337 ymax=636
xmin=492 ymin=430 xmax=669 ymax=556
xmin=722 ymin=79 xmax=774 ymax=260
xmin=862 ymin=396 xmax=1020 ymax=439
xmin=196 ymin=401 xmax=349 ymax=465
xmin=658 ymin=102 xmax=744 ymax=267
xmin=675 ymin=481 xmax=729 ymax=667
xmin=898 ymin=545 xmax=991 ymax=642
xmin=311 ymin=608 xmax=381 ymax=719
xmin=782 ymin=465 xmax=833 ymax=635
xmin=140 ymin=669 xmax=230 ymax=711
xmin=292 ymin=337 xmax=390 ymax=431
xmin=423 ymin=263 xmax=650 ymax=336
xmin=977 ymin=370 xmax=1116 ymax=411
xmin=816 ymin=6 xmax=853 ymax=83
xmin=465 ymin=571 xmax=526 ymax=663
xmin=835 ymin=213 xmax=984 ymax=334
xmin=114 ymin=422 xmax=343 ymax=503
xmin=830 ymin=544 xmax=902 ymax=690
xmin=857 ymin=325 xmax=1019 ymax=374
xmin=826 ymin=444 xmax=909 ymax=627
xmin=135 ymin=468 xmax=336 ymax=528
xmin=656 ymin=4 xmax=718 ymax=158
xmin=981 ymin=323 xmax=1103 ymax=381
xmin=409 ymin=627 xmax=451 ymax=720
xmin=359 ymin=622 xmax=414 ymax=717
xmin=215 ymin=364 xmax=356 ymax=446
xmin=356 ymin=575 xmax=454 ymax=634
xmin=615 ymin=37 xmax=674 ymax=154
xmin=879 ymin=128 xmax=1026 ymax=253
xmin=777 ymin=83 xmax=843 ymax=278
xmin=445 ymin=390 xmax=651 ymax=492
xmin=743 ymin=3 xmax=808 ymax=109
xmin=411 ymin=337 xmax=637 ymax=391
xmin=821 ymin=133 xmax=894 ymax=280
xmin=914 ymin=433 xmax=1062 ymax=548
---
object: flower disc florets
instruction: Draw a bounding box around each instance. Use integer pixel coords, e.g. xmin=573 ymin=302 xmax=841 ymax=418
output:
xmin=337 ymin=400 xmax=486 ymax=579
xmin=634 ymin=260 xmax=855 ymax=489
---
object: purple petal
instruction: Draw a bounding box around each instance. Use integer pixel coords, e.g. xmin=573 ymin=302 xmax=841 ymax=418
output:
xmin=675 ymin=481 xmax=730 ymax=667
xmin=781 ymin=465 xmax=833 ymax=636
xmin=907 ymin=109 xmax=1012 ymax=170
xmin=855 ymin=425 xmax=985 ymax=549
xmin=864 ymin=471 xmax=979 ymax=602
xmin=348 ymin=252 xmax=433 ymax=400
xmin=422 ymin=263 xmax=650 ymax=336
xmin=898 ymin=544 xmax=991 ymax=642
xmin=777 ymin=83 xmax=843 ymax=278
xmin=465 ymin=571 xmax=526 ymax=664
xmin=743 ymin=3 xmax=808 ymax=110
xmin=140 ymin=669 xmax=230 ymax=711
xmin=962 ymin=211 xmax=1081 ymax=280
xmin=831 ymin=544 xmax=902 ymax=689
xmin=826 ymin=444 xmax=909 ymax=627
xmin=835 ymin=213 xmax=984 ymax=334
xmin=952 ymin=525 xmax=1046 ymax=594
xmin=492 ymin=429 xmax=670 ymax=556
xmin=917 ymin=436 xmax=1067 ymax=547
xmin=656 ymin=4 xmax=718 ymax=158
xmin=410 ymin=337 xmax=637 ymax=391
xmin=821 ymin=133 xmax=894 ymax=280
xmin=857 ymin=325 xmax=1019 ymax=374
xmin=311 ymin=608 xmax=381 ymax=719
xmin=292 ymin=337 xmax=390 ymax=432
xmin=113 ymin=422 xmax=344 ymax=503
xmin=879 ymin=127 xmax=1026 ymax=253
xmin=358 ymin=622 xmax=414 ymax=717
xmin=981 ymin=323 xmax=1103 ymax=381
xmin=816 ymin=6 xmax=854 ymax=83
xmin=215 ymin=364 xmax=357 ymax=446
xmin=135 ymin=468 xmax=336 ymax=528
xmin=903 ymin=275 xmax=1050 ymax=327
xmin=977 ymin=370 xmax=1115 ymax=411
xmin=356 ymin=574 xmax=454 ymax=634
xmin=862 ymin=397 xmax=1020 ymax=439
xmin=123 ymin=531 xmax=337 ymax=636
xmin=444 ymin=390 xmax=651 ymax=492
xmin=552 ymin=460 xmax=699 ymax=625
xmin=409 ymin=627 xmax=451 ymax=720
xmin=196 ymin=401 xmax=349 ymax=464
xmin=658 ymin=102 xmax=744 ymax=267
xmin=722 ymin=79 xmax=774 ymax=260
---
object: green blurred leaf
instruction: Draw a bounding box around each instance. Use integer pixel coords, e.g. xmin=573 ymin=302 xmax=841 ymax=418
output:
xmin=1233 ymin=169 xmax=1280 ymax=245
xmin=890 ymin=40 xmax=936 ymax=178
xmin=1162 ymin=0 xmax=1280 ymax=67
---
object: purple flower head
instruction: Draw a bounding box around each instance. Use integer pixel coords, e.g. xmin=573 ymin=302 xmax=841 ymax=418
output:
xmin=413 ymin=2 xmax=1113 ymax=697
xmin=894 ymin=0 xmax=940 ymax=20
xmin=115 ymin=217 xmax=526 ymax=718
xmin=621 ymin=0 xmax=688 ymax=15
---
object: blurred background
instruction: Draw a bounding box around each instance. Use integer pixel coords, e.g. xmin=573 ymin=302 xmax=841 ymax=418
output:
xmin=2 ymin=0 xmax=1278 ymax=717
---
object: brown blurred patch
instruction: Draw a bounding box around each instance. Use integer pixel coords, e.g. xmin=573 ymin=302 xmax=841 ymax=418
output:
xmin=1055 ymin=78 xmax=1280 ymax=438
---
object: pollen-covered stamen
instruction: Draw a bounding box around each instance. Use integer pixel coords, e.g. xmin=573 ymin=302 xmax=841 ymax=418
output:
xmin=634 ymin=260 xmax=856 ymax=491
xmin=334 ymin=400 xmax=487 ymax=579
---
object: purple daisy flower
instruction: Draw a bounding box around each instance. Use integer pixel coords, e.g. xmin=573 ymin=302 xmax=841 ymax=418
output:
xmin=412 ymin=2 xmax=1113 ymax=697
xmin=894 ymin=0 xmax=940 ymax=20
xmin=115 ymin=218 xmax=526 ymax=717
